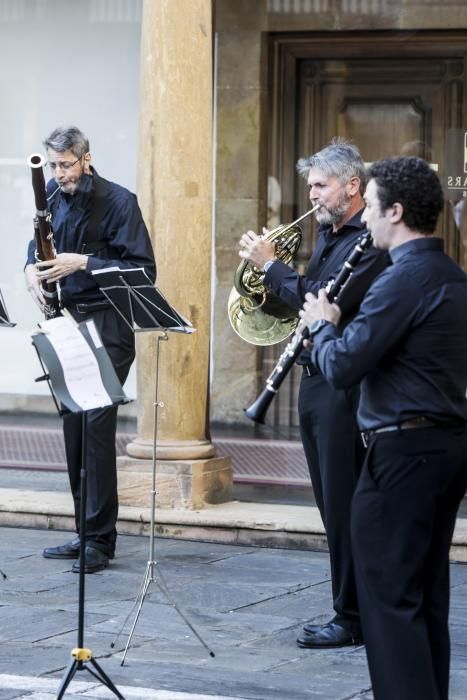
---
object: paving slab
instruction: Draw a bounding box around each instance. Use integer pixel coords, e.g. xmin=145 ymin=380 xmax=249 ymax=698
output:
xmin=1 ymin=526 xmax=467 ymax=699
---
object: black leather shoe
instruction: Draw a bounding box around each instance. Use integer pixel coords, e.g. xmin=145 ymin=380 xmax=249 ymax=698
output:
xmin=43 ymin=537 xmax=80 ymax=559
xmin=303 ymin=619 xmax=329 ymax=634
xmin=297 ymin=622 xmax=363 ymax=648
xmin=303 ymin=617 xmax=358 ymax=635
xmin=72 ymin=546 xmax=109 ymax=574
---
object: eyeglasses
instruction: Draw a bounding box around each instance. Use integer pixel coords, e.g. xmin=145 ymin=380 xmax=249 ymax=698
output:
xmin=47 ymin=156 xmax=83 ymax=172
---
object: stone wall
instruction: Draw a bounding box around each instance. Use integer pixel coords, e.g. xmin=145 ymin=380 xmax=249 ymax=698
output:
xmin=211 ymin=0 xmax=268 ymax=424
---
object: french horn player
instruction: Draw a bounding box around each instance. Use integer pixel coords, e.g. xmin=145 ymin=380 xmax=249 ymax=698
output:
xmin=237 ymin=138 xmax=388 ymax=650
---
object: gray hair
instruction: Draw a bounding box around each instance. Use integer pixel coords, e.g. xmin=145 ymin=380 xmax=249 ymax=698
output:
xmin=297 ymin=137 xmax=366 ymax=194
xmin=43 ymin=126 xmax=90 ymax=158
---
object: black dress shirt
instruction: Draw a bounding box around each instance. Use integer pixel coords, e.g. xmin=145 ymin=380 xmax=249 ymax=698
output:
xmin=27 ymin=168 xmax=156 ymax=307
xmin=264 ymin=210 xmax=389 ymax=362
xmin=312 ymin=237 xmax=467 ymax=430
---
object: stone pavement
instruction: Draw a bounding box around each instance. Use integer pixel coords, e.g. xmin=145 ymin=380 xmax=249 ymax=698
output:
xmin=1 ymin=527 xmax=467 ymax=700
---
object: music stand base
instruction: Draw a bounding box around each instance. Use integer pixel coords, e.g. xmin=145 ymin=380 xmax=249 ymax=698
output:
xmin=55 ymin=412 xmax=125 ymax=699
xmin=119 ymin=561 xmax=155 ymax=666
xmin=56 ymin=647 xmax=125 ymax=699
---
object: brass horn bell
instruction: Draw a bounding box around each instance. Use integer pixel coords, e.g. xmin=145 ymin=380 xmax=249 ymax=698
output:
xmin=227 ymin=205 xmax=319 ymax=346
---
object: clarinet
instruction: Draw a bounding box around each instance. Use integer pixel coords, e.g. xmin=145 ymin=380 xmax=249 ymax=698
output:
xmin=27 ymin=153 xmax=61 ymax=319
xmin=244 ymin=232 xmax=373 ymax=424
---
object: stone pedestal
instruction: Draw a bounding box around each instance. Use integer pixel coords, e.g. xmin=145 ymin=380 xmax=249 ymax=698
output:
xmin=122 ymin=0 xmax=233 ymax=508
xmin=117 ymin=455 xmax=233 ymax=510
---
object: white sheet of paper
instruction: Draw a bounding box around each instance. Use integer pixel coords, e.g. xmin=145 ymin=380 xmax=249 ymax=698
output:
xmin=39 ymin=316 xmax=112 ymax=410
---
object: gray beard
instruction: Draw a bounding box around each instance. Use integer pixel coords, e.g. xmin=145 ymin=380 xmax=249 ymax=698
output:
xmin=57 ymin=181 xmax=79 ymax=196
xmin=315 ymin=195 xmax=352 ymax=227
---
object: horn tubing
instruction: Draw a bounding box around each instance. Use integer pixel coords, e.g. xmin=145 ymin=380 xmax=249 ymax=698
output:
xmin=268 ymin=202 xmax=320 ymax=237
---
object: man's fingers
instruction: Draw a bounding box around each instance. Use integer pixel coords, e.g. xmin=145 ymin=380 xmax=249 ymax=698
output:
xmin=29 ymin=286 xmax=45 ymax=310
xmin=37 ymin=267 xmax=57 ymax=279
xmin=32 ymin=284 xmax=45 ymax=304
xmin=241 ymin=230 xmax=259 ymax=244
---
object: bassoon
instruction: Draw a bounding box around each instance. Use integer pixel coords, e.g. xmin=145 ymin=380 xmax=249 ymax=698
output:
xmin=244 ymin=232 xmax=373 ymax=424
xmin=27 ymin=153 xmax=61 ymax=319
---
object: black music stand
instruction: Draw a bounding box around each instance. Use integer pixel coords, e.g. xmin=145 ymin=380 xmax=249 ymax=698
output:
xmin=32 ymin=316 xmax=128 ymax=700
xmin=0 ymin=288 xmax=14 ymax=580
xmin=92 ymin=267 xmax=214 ymax=664
xmin=0 ymin=288 xmax=16 ymax=328
xmin=92 ymin=267 xmax=193 ymax=333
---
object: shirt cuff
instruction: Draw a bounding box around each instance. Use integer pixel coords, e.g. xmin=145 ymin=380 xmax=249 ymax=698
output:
xmin=263 ymin=259 xmax=293 ymax=288
xmin=84 ymin=255 xmax=106 ymax=273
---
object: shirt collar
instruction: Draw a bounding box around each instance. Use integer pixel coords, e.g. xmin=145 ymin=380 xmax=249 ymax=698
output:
xmin=389 ymin=236 xmax=444 ymax=264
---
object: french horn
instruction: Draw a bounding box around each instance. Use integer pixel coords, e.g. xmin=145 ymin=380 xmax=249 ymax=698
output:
xmin=227 ymin=204 xmax=319 ymax=346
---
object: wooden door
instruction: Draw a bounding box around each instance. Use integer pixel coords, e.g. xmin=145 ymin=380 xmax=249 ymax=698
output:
xmin=264 ymin=31 xmax=467 ymax=429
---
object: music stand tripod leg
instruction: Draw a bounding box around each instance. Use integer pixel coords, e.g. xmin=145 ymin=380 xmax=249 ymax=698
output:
xmin=120 ymin=564 xmax=152 ymax=663
xmin=56 ymin=412 xmax=125 ymax=700
xmin=111 ymin=332 xmax=214 ymax=664
xmin=116 ymin=332 xmax=166 ymax=665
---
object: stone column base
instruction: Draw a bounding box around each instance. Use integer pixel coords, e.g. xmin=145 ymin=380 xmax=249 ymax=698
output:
xmin=117 ymin=455 xmax=233 ymax=510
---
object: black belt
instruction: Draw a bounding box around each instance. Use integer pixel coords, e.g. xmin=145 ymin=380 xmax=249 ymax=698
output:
xmin=68 ymin=300 xmax=111 ymax=314
xmin=362 ymin=415 xmax=466 ymax=445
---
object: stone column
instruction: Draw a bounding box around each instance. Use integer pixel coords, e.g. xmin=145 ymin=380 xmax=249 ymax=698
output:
xmin=119 ymin=0 xmax=232 ymax=509
xmin=210 ymin=0 xmax=269 ymax=423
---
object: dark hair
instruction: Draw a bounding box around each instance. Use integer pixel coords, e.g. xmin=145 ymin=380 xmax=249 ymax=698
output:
xmin=43 ymin=126 xmax=89 ymax=158
xmin=368 ymin=156 xmax=444 ymax=234
xmin=297 ymin=137 xmax=366 ymax=194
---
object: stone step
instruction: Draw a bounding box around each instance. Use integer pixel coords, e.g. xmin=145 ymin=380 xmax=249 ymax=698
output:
xmin=0 ymin=487 xmax=466 ymax=562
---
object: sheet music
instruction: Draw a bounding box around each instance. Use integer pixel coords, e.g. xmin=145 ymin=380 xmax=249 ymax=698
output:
xmin=38 ymin=317 xmax=113 ymax=410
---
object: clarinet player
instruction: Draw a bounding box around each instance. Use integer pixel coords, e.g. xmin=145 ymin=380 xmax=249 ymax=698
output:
xmin=300 ymin=156 xmax=467 ymax=700
xmin=239 ymin=138 xmax=388 ymax=648
xmin=24 ymin=126 xmax=156 ymax=574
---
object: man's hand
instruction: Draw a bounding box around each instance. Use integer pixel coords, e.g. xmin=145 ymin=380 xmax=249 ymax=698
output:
xmin=239 ymin=227 xmax=276 ymax=269
xmin=299 ymin=288 xmax=342 ymax=336
xmin=35 ymin=253 xmax=88 ymax=283
xmin=24 ymin=263 xmax=45 ymax=310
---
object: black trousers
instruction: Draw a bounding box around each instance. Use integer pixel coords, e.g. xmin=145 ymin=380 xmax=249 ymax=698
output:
xmin=62 ymin=305 xmax=135 ymax=556
xmin=351 ymin=426 xmax=467 ymax=700
xmin=298 ymin=371 xmax=364 ymax=625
